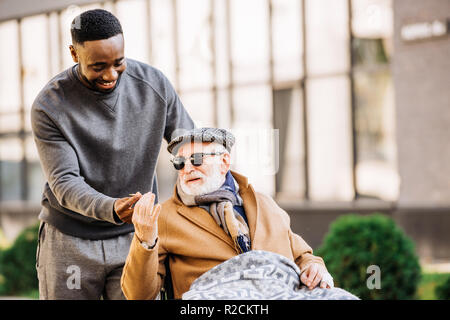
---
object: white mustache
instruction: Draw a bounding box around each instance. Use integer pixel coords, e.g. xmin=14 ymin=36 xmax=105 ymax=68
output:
xmin=183 ymin=172 xmax=205 ymax=182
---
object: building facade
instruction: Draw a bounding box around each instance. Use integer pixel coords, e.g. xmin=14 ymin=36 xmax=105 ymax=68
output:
xmin=0 ymin=0 xmax=448 ymax=262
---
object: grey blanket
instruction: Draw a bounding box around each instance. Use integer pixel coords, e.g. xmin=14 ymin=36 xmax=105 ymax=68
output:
xmin=182 ymin=250 xmax=359 ymax=300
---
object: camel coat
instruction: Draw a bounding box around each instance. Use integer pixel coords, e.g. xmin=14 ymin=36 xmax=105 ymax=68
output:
xmin=121 ymin=171 xmax=326 ymax=300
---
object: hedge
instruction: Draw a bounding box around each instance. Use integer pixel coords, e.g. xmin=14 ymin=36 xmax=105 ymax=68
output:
xmin=316 ymin=213 xmax=421 ymax=299
xmin=0 ymin=222 xmax=39 ymax=296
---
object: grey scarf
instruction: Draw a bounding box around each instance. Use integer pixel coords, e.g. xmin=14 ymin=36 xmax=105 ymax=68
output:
xmin=177 ymin=178 xmax=251 ymax=253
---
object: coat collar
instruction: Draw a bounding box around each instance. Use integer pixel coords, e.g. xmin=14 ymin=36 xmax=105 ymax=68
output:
xmin=172 ymin=170 xmax=258 ymax=251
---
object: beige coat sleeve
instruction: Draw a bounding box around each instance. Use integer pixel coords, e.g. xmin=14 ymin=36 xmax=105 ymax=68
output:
xmin=259 ymin=191 xmax=327 ymax=273
xmin=289 ymin=229 xmax=327 ymax=273
xmin=120 ymin=234 xmax=168 ymax=300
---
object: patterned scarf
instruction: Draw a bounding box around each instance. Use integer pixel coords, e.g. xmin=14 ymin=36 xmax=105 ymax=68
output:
xmin=176 ymin=173 xmax=251 ymax=254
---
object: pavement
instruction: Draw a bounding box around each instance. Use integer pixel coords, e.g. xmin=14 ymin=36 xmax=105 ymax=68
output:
xmin=422 ymin=261 xmax=450 ymax=273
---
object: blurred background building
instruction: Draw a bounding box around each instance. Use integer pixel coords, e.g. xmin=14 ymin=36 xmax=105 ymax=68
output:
xmin=0 ymin=0 xmax=448 ymax=265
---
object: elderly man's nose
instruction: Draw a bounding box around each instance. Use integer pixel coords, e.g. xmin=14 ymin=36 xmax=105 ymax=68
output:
xmin=182 ymin=159 xmax=195 ymax=172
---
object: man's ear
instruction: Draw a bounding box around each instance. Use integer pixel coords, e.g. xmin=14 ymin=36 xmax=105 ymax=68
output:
xmin=220 ymin=152 xmax=231 ymax=174
xmin=69 ymin=45 xmax=78 ymax=63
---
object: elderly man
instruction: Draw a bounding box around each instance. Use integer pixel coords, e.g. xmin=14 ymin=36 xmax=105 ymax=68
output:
xmin=121 ymin=128 xmax=335 ymax=300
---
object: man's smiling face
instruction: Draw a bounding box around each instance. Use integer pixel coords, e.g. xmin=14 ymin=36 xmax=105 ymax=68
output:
xmin=70 ymin=33 xmax=126 ymax=93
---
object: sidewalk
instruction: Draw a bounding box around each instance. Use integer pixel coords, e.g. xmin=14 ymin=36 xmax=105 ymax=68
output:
xmin=422 ymin=261 xmax=450 ymax=273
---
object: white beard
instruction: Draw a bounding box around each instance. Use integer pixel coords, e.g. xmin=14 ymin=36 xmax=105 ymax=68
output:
xmin=180 ymin=170 xmax=225 ymax=196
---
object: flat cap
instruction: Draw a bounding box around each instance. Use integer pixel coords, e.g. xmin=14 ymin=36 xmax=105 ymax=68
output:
xmin=167 ymin=127 xmax=235 ymax=154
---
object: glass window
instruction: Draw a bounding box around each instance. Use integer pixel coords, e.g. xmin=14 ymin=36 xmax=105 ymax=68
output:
xmin=101 ymin=1 xmax=116 ymax=14
xmin=116 ymin=0 xmax=150 ymax=63
xmin=0 ymin=138 xmax=23 ymax=162
xmin=0 ymin=160 xmax=22 ymax=201
xmin=233 ymin=85 xmax=272 ymax=127
xmin=273 ymin=87 xmax=306 ymax=199
xmin=213 ymin=0 xmax=230 ymax=89
xmin=27 ymin=161 xmax=45 ymax=202
xmin=0 ymin=114 xmax=21 ymax=133
xmin=231 ymin=85 xmax=275 ymax=196
xmin=0 ymin=0 xmax=399 ymax=206
xmin=351 ymin=0 xmax=397 ymax=200
xmin=0 ymin=20 xmax=21 ymax=133
xmin=216 ymin=88 xmax=231 ymax=129
xmin=21 ymin=14 xmax=50 ymax=131
xmin=232 ymin=126 xmax=277 ymax=197
xmin=26 ymin=137 xmax=45 ymax=202
xmin=25 ymin=134 xmax=39 ymax=162
xmin=351 ymin=0 xmax=393 ymax=39
xmin=156 ymin=140 xmax=177 ymax=202
xmin=307 ymin=76 xmax=354 ymax=201
xmin=60 ymin=5 xmax=82 ymax=69
xmin=272 ymin=0 xmax=304 ymax=82
xmin=177 ymin=0 xmax=213 ymax=91
xmin=354 ymin=73 xmax=399 ymax=201
xmin=150 ymin=0 xmax=177 ymax=86
xmin=230 ymin=0 xmax=270 ymax=84
xmin=48 ymin=12 xmax=62 ymax=77
xmin=0 ymin=138 xmax=23 ymax=201
xmin=305 ymin=0 xmax=349 ymax=76
xmin=353 ymin=44 xmax=398 ymax=200
xmin=179 ymin=91 xmax=215 ymax=128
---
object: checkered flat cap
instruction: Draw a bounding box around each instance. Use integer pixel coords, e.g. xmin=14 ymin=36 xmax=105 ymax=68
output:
xmin=167 ymin=127 xmax=235 ymax=154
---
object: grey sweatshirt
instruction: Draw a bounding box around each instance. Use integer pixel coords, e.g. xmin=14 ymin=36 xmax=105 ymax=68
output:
xmin=31 ymin=59 xmax=195 ymax=239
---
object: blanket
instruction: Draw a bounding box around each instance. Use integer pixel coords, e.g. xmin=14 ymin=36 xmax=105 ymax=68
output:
xmin=182 ymin=250 xmax=359 ymax=300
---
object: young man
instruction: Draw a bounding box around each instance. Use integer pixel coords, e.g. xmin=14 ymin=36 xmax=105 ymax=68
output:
xmin=120 ymin=128 xmax=343 ymax=300
xmin=31 ymin=9 xmax=194 ymax=299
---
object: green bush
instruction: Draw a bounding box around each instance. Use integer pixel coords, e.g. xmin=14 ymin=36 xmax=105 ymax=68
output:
xmin=417 ymin=273 xmax=450 ymax=300
xmin=435 ymin=275 xmax=450 ymax=300
xmin=316 ymin=213 xmax=421 ymax=299
xmin=0 ymin=222 xmax=40 ymax=296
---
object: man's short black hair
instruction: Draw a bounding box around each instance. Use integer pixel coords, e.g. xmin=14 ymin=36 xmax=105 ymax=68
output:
xmin=71 ymin=9 xmax=123 ymax=45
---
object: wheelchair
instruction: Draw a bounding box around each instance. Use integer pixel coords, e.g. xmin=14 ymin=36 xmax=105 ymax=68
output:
xmin=160 ymin=258 xmax=175 ymax=300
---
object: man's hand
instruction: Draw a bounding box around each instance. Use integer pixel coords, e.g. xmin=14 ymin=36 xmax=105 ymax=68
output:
xmin=300 ymin=263 xmax=334 ymax=290
xmin=114 ymin=192 xmax=143 ymax=223
xmin=132 ymin=192 xmax=161 ymax=245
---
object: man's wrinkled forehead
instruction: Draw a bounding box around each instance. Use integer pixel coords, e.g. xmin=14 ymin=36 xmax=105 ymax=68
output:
xmin=176 ymin=141 xmax=214 ymax=157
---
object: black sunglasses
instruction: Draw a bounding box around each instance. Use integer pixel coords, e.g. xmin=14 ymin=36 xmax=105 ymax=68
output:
xmin=170 ymin=152 xmax=224 ymax=170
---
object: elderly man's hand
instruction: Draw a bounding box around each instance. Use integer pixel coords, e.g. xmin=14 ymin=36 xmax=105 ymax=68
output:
xmin=132 ymin=192 xmax=161 ymax=246
xmin=300 ymin=263 xmax=334 ymax=290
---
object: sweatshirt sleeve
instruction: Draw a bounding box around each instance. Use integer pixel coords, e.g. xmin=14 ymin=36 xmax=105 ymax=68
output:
xmin=31 ymin=106 xmax=120 ymax=224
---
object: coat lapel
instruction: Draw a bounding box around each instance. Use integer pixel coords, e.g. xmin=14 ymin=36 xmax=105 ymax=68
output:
xmin=175 ymin=198 xmax=236 ymax=249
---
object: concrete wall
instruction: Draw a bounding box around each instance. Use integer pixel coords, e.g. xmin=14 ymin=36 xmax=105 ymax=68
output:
xmin=286 ymin=203 xmax=450 ymax=264
xmin=0 ymin=202 xmax=40 ymax=242
xmin=392 ymin=0 xmax=450 ymax=206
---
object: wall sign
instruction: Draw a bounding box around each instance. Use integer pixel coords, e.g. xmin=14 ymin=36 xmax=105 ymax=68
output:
xmin=401 ymin=18 xmax=449 ymax=42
